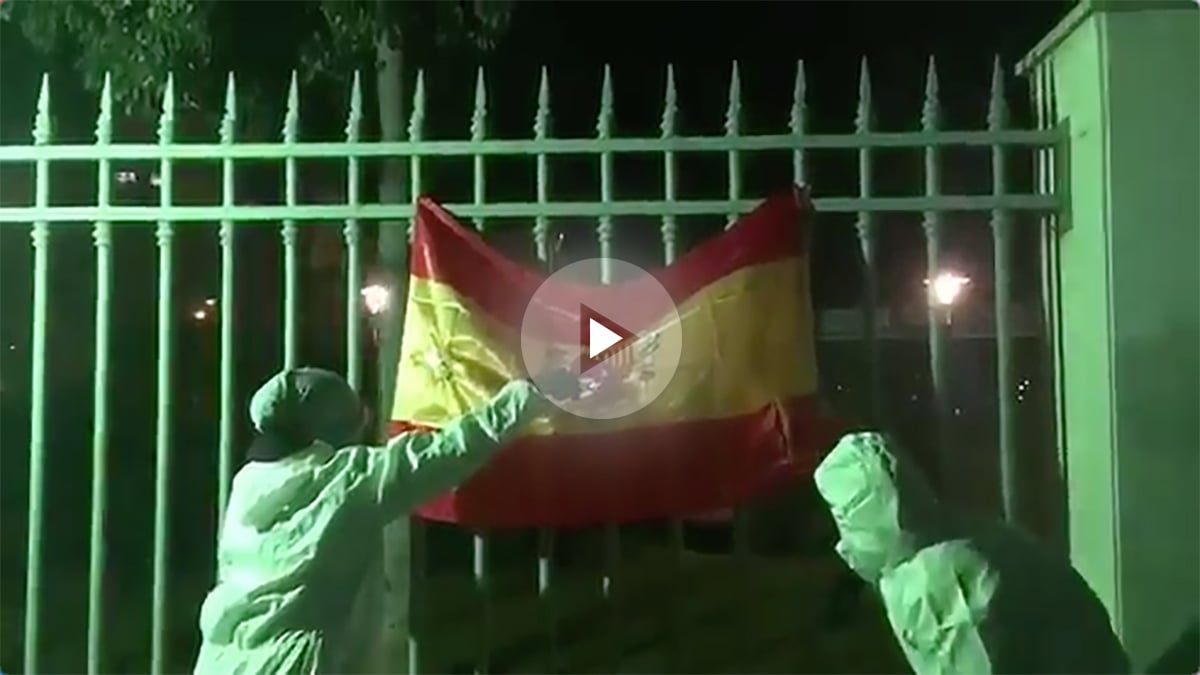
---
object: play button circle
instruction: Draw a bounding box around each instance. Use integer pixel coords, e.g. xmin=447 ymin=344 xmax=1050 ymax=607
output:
xmin=521 ymin=257 xmax=683 ymax=420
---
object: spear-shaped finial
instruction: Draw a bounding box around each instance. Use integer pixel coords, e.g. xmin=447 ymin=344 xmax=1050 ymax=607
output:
xmin=922 ymin=56 xmax=940 ymax=131
xmin=855 ymin=57 xmax=872 ymax=133
xmin=725 ymin=61 xmax=742 ymax=136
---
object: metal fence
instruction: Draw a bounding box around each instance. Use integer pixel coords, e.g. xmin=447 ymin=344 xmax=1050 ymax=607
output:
xmin=0 ymin=57 xmax=1062 ymax=674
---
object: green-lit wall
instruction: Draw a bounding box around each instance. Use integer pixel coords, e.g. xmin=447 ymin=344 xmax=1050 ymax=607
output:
xmin=1043 ymin=3 xmax=1199 ymax=668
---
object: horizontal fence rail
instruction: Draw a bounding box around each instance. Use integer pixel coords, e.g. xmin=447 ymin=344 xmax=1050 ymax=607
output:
xmin=0 ymin=130 xmax=1060 ymax=163
xmin=1 ymin=57 xmax=1062 ymax=675
xmin=0 ymin=195 xmax=1059 ymax=224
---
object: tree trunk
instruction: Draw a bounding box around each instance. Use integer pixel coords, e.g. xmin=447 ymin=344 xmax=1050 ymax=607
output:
xmin=372 ymin=30 xmax=413 ymax=675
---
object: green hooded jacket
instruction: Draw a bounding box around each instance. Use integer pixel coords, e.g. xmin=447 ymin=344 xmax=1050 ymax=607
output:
xmin=193 ymin=370 xmax=547 ymax=674
xmin=814 ymin=432 xmax=1130 ymax=675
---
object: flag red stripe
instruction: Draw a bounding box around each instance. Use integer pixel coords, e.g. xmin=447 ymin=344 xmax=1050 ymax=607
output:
xmin=390 ymin=395 xmax=848 ymax=528
xmin=408 ymin=187 xmax=812 ymax=337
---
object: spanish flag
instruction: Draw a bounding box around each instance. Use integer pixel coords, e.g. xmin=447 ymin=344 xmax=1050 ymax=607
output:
xmin=391 ymin=186 xmax=845 ymax=527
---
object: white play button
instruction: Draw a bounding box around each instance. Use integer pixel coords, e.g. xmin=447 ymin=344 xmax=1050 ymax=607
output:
xmin=589 ymin=318 xmax=623 ymax=358
xmin=521 ymin=257 xmax=683 ymax=420
xmin=579 ymin=303 xmax=636 ymax=372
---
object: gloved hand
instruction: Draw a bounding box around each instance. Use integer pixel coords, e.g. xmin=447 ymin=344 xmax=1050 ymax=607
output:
xmin=533 ymin=367 xmax=583 ymax=402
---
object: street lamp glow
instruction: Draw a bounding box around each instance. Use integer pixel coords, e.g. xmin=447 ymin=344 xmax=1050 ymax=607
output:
xmin=362 ymin=284 xmax=391 ymax=316
xmin=192 ymin=309 xmax=208 ymax=321
xmin=925 ymin=272 xmax=970 ymax=307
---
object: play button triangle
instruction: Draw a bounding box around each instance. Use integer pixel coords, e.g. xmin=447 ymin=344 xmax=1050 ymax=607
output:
xmin=589 ymin=318 xmax=624 ymax=358
xmin=579 ymin=304 xmax=636 ymax=373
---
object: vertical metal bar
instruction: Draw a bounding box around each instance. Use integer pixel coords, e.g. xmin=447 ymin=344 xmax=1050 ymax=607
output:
xmin=533 ymin=66 xmax=562 ymax=673
xmin=660 ymin=63 xmax=688 ymax=673
xmin=597 ymin=65 xmax=615 ymax=279
xmin=408 ymin=518 xmax=428 ymax=675
xmin=922 ymin=57 xmax=953 ymax=490
xmin=408 ymin=71 xmax=426 ymax=235
xmin=469 ymin=69 xmax=494 ymax=671
xmin=473 ymin=535 xmax=492 ymax=674
xmin=790 ymin=61 xmax=807 ymax=188
xmin=790 ymin=60 xmax=813 ymax=552
xmin=535 ymin=530 xmax=559 ymax=672
xmin=218 ymin=74 xmax=238 ymax=520
xmin=596 ymin=64 xmax=623 ymax=671
xmin=854 ymin=59 xmax=882 ymax=425
xmin=725 ymin=58 xmax=752 ymax=664
xmin=23 ymin=73 xmax=52 ymax=675
xmin=471 ymin=67 xmax=488 ymax=233
xmin=150 ymin=75 xmax=177 ymax=675
xmin=989 ymin=57 xmax=1018 ymax=524
xmin=724 ymin=62 xmax=742 ymax=230
xmin=87 ymin=73 xmax=114 ymax=675
xmin=406 ymin=69 xmax=427 ymax=675
xmin=533 ymin=68 xmax=553 ymax=264
xmin=345 ymin=72 xmax=364 ymax=392
xmin=282 ymin=72 xmax=300 ymax=369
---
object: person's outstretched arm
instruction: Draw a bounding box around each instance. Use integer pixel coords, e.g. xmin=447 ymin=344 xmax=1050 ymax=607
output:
xmin=358 ymin=379 xmax=549 ymax=520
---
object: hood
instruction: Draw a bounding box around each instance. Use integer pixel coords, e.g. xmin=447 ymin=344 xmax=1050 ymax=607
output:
xmin=249 ymin=367 xmax=364 ymax=460
xmin=813 ymin=431 xmax=943 ymax=583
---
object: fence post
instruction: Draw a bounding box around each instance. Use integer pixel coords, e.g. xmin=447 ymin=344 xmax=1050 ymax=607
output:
xmin=853 ymin=59 xmax=882 ymax=425
xmin=1018 ymin=2 xmax=1200 ymax=667
xmin=87 ymin=72 xmax=115 ymax=675
xmin=23 ymin=72 xmax=52 ymax=675
xmin=150 ymin=74 xmax=177 ymax=675
xmin=921 ymin=57 xmax=954 ymax=494
xmin=217 ymin=73 xmax=238 ymax=522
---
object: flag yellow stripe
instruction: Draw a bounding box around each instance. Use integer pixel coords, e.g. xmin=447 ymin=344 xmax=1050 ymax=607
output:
xmin=393 ymin=257 xmax=817 ymax=434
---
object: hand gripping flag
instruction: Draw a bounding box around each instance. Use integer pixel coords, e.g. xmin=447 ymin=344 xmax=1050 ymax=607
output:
xmin=390 ymin=186 xmax=846 ymax=527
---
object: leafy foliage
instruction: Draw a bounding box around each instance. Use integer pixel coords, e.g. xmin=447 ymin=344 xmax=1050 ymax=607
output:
xmin=3 ymin=0 xmax=513 ymax=118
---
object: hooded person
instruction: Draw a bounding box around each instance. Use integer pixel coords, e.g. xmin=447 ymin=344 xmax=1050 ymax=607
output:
xmin=814 ymin=431 xmax=1130 ymax=675
xmin=193 ymin=366 xmax=578 ymax=674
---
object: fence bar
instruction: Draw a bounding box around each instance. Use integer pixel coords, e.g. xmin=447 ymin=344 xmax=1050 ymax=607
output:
xmin=0 ymin=193 xmax=1061 ymax=225
xmin=282 ymin=73 xmax=300 ymax=369
xmin=533 ymin=66 xmax=562 ymax=673
xmin=23 ymin=74 xmax=52 ymax=675
xmin=408 ymin=518 xmax=428 ymax=675
xmin=218 ymin=74 xmax=238 ymax=518
xmin=536 ymin=529 xmax=560 ymax=672
xmin=469 ymin=71 xmax=495 ymax=671
xmin=150 ymin=76 xmax=177 ymax=675
xmin=790 ymin=60 xmax=813 ymax=552
xmin=472 ymin=68 xmax=488 ymax=232
xmin=725 ymin=62 xmax=742 ymax=229
xmin=725 ymin=59 xmax=753 ymax=665
xmin=989 ymin=58 xmax=1018 ymax=523
xmin=660 ymin=63 xmax=688 ymax=673
xmin=596 ymin=64 xmax=624 ymax=671
xmin=0 ymin=128 xmax=1062 ymax=164
xmin=921 ymin=58 xmax=953 ymax=489
xmin=345 ymin=72 xmax=364 ymax=392
xmin=406 ymin=70 xmax=428 ymax=675
xmin=408 ymin=71 xmax=425 ymax=240
xmin=855 ymin=59 xmax=883 ymax=424
xmin=597 ymin=65 xmax=615 ymax=275
xmin=791 ymin=61 xmax=807 ymax=188
xmin=473 ymin=535 xmax=493 ymax=674
xmin=87 ymin=74 xmax=115 ymax=675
